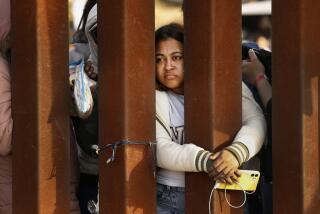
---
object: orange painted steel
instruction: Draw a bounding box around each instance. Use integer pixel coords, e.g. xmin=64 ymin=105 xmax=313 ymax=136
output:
xmin=273 ymin=0 xmax=320 ymax=213
xmin=9 ymin=0 xmax=320 ymax=213
xmin=98 ymin=0 xmax=156 ymax=213
xmin=184 ymin=0 xmax=243 ymax=213
xmin=11 ymin=0 xmax=70 ymax=213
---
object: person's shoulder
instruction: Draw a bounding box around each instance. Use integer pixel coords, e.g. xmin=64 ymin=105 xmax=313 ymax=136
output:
xmin=156 ymin=90 xmax=169 ymax=111
xmin=241 ymin=81 xmax=254 ymax=98
xmin=241 ymin=81 xmax=250 ymax=93
xmin=156 ymin=90 xmax=168 ymax=98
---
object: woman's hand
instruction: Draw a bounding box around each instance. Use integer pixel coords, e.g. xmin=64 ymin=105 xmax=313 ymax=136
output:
xmin=242 ymin=49 xmax=265 ymax=86
xmin=208 ymin=150 xmax=241 ymax=184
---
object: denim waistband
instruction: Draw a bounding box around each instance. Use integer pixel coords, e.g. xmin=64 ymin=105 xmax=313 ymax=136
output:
xmin=157 ymin=183 xmax=185 ymax=192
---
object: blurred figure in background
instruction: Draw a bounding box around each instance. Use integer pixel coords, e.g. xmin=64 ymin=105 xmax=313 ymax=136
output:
xmin=69 ymin=0 xmax=99 ymax=213
xmin=242 ymin=45 xmax=272 ymax=214
xmin=0 ymin=0 xmax=12 ymax=213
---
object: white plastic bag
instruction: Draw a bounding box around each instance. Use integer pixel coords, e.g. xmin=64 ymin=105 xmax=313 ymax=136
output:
xmin=70 ymin=59 xmax=95 ymax=119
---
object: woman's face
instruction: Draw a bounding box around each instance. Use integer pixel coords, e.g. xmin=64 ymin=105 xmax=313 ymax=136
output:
xmin=156 ymin=38 xmax=184 ymax=94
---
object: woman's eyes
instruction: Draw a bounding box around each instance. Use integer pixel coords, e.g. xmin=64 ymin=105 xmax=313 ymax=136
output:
xmin=156 ymin=55 xmax=183 ymax=64
xmin=172 ymin=55 xmax=183 ymax=61
xmin=156 ymin=57 xmax=163 ymax=64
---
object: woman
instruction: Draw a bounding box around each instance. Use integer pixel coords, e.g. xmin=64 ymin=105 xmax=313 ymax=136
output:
xmin=155 ymin=23 xmax=266 ymax=213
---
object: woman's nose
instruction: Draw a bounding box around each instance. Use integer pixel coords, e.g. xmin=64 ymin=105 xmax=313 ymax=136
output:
xmin=165 ymin=59 xmax=174 ymax=70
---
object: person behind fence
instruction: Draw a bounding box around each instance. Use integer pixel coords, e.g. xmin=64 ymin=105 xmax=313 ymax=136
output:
xmin=0 ymin=4 xmax=12 ymax=212
xmin=242 ymin=47 xmax=272 ymax=214
xmin=154 ymin=23 xmax=266 ymax=213
xmin=69 ymin=0 xmax=99 ymax=213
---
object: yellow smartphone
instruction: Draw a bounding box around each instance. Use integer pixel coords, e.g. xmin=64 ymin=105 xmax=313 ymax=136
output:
xmin=214 ymin=170 xmax=260 ymax=192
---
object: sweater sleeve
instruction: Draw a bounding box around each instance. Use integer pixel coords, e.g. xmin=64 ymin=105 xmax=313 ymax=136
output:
xmin=156 ymin=117 xmax=212 ymax=173
xmin=225 ymin=83 xmax=266 ymax=165
xmin=0 ymin=58 xmax=12 ymax=156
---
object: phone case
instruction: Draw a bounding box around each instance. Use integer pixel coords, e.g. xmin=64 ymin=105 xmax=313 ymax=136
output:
xmin=214 ymin=170 xmax=260 ymax=191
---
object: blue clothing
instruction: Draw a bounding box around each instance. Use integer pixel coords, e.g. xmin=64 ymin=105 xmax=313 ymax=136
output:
xmin=157 ymin=183 xmax=185 ymax=214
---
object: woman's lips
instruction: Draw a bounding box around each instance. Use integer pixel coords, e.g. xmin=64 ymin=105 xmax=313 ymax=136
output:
xmin=164 ymin=74 xmax=177 ymax=80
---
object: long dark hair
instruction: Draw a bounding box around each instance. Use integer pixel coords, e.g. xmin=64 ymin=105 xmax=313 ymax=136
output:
xmin=155 ymin=23 xmax=184 ymax=90
xmin=155 ymin=23 xmax=184 ymax=47
xmin=72 ymin=0 xmax=97 ymax=43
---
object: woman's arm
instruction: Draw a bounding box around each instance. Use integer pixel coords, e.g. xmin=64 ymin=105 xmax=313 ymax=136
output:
xmin=0 ymin=58 xmax=12 ymax=156
xmin=231 ymin=83 xmax=266 ymax=161
xmin=156 ymin=116 xmax=212 ymax=172
xmin=209 ymin=83 xmax=266 ymax=182
xmin=155 ymin=90 xmax=212 ymax=173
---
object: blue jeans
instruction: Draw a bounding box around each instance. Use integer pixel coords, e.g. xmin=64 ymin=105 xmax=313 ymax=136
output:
xmin=157 ymin=183 xmax=185 ymax=214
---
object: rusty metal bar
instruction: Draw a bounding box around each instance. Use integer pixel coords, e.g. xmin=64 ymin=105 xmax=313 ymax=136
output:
xmin=11 ymin=0 xmax=70 ymax=213
xmin=98 ymin=0 xmax=156 ymax=213
xmin=184 ymin=0 xmax=242 ymax=213
xmin=273 ymin=0 xmax=320 ymax=213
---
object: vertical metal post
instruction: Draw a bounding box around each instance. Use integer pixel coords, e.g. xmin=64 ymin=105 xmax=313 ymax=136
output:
xmin=98 ymin=0 xmax=156 ymax=213
xmin=11 ymin=0 xmax=70 ymax=213
xmin=184 ymin=0 xmax=242 ymax=213
xmin=273 ymin=0 xmax=320 ymax=213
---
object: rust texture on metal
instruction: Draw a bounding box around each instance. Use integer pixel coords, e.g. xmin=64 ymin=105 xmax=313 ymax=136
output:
xmin=184 ymin=0 xmax=242 ymax=213
xmin=98 ymin=0 xmax=156 ymax=213
xmin=273 ymin=0 xmax=320 ymax=213
xmin=11 ymin=0 xmax=70 ymax=213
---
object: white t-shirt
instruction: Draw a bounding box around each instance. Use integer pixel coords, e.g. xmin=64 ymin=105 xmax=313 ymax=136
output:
xmin=157 ymin=91 xmax=186 ymax=187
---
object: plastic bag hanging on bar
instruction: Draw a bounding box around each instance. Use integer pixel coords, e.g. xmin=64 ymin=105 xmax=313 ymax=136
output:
xmin=70 ymin=59 xmax=95 ymax=118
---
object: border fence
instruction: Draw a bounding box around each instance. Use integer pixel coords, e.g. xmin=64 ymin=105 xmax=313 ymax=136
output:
xmin=11 ymin=0 xmax=320 ymax=213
